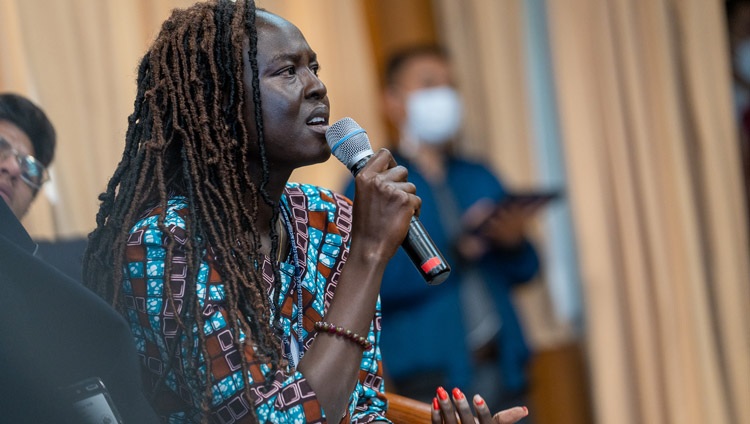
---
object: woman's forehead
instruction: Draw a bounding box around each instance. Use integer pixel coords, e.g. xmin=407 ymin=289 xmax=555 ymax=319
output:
xmin=257 ymin=11 xmax=303 ymax=39
xmin=256 ymin=9 xmax=290 ymax=28
xmin=256 ymin=13 xmax=312 ymax=56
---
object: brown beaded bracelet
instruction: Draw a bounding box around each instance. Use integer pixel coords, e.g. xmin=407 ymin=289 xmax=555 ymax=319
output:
xmin=313 ymin=321 xmax=373 ymax=350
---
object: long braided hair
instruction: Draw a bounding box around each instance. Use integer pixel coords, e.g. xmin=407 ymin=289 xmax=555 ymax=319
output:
xmin=83 ymin=0 xmax=282 ymax=420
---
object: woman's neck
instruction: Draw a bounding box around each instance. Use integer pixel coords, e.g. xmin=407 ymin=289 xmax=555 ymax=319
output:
xmin=248 ymin=165 xmax=291 ymax=224
xmin=248 ymin=167 xmax=291 ymax=257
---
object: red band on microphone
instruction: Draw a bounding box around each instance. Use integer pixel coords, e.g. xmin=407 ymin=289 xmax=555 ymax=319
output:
xmin=420 ymin=257 xmax=442 ymax=274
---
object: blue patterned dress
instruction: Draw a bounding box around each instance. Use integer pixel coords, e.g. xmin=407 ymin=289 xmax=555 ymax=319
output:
xmin=122 ymin=183 xmax=388 ymax=423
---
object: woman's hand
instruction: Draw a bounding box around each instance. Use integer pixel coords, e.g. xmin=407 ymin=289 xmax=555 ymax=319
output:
xmin=351 ymin=148 xmax=420 ymax=261
xmin=431 ymin=387 xmax=528 ymax=424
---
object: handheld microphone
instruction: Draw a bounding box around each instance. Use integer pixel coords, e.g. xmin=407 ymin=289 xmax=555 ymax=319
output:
xmin=326 ymin=117 xmax=450 ymax=285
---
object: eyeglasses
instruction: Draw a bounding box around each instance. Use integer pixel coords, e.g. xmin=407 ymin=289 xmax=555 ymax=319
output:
xmin=0 ymin=136 xmax=49 ymax=189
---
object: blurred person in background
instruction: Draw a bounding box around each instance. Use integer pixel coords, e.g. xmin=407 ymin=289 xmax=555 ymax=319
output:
xmin=0 ymin=92 xmax=87 ymax=282
xmin=726 ymin=0 xmax=750 ymax=237
xmin=0 ymin=93 xmax=158 ymax=423
xmin=0 ymin=92 xmax=55 ymax=221
xmin=727 ymin=0 xmax=750 ymax=122
xmin=345 ymin=45 xmax=544 ymax=416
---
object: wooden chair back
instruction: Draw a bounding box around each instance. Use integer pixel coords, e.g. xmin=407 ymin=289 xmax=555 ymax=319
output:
xmin=384 ymin=392 xmax=432 ymax=424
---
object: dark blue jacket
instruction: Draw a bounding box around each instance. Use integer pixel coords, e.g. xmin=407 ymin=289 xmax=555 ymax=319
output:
xmin=0 ymin=200 xmax=159 ymax=423
xmin=344 ymin=154 xmax=539 ymax=392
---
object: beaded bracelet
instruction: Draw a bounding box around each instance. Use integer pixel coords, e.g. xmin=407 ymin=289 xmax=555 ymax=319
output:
xmin=313 ymin=321 xmax=373 ymax=350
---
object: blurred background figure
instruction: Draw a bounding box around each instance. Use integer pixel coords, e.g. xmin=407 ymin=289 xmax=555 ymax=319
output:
xmin=726 ymin=0 xmax=750 ymax=228
xmin=0 ymin=93 xmax=55 ymax=221
xmin=0 ymin=92 xmax=86 ymax=282
xmin=727 ymin=0 xmax=750 ymax=122
xmin=345 ymin=45 xmax=548 ymax=415
xmin=0 ymin=93 xmax=158 ymax=423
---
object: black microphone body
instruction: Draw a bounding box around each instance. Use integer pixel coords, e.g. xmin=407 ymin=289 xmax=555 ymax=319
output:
xmin=326 ymin=117 xmax=451 ymax=285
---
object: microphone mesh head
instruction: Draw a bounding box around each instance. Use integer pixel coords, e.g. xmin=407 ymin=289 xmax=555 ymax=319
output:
xmin=325 ymin=117 xmax=374 ymax=169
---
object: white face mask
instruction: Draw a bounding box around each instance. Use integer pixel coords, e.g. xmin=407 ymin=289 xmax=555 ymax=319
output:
xmin=405 ymin=86 xmax=463 ymax=145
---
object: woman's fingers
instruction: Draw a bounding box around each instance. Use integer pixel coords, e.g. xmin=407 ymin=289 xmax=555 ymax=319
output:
xmin=350 ymin=147 xmax=422 ymax=259
xmin=431 ymin=397 xmax=442 ymax=424
xmin=435 ymin=386 xmax=458 ymax=424
xmin=473 ymin=394 xmax=494 ymax=424
xmin=362 ymin=148 xmax=398 ymax=173
xmin=431 ymin=386 xmax=528 ymax=424
xmin=451 ymin=388 xmax=475 ymax=424
xmin=492 ymin=406 xmax=528 ymax=424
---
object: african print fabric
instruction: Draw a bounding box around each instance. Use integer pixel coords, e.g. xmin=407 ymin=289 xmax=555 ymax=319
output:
xmin=122 ymin=183 xmax=388 ymax=423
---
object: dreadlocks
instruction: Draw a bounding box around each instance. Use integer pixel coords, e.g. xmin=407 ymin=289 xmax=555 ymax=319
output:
xmin=82 ymin=0 xmax=282 ymax=420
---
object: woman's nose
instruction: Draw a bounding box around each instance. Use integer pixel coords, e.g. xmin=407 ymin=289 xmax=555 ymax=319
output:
xmin=304 ymin=70 xmax=327 ymax=100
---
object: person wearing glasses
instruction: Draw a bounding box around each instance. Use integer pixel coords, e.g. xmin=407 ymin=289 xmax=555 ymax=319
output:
xmin=0 ymin=93 xmax=85 ymax=282
xmin=0 ymin=92 xmax=160 ymax=422
xmin=0 ymin=93 xmax=54 ymax=220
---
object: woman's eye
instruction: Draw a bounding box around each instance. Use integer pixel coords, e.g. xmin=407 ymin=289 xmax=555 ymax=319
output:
xmin=311 ymin=64 xmax=320 ymax=76
xmin=276 ymin=66 xmax=296 ymax=76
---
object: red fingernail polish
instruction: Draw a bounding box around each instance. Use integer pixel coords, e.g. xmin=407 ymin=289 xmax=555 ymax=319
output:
xmin=433 ymin=397 xmax=440 ymax=410
xmin=475 ymin=395 xmax=485 ymax=406
xmin=452 ymin=387 xmax=464 ymax=400
xmin=437 ymin=386 xmax=449 ymax=401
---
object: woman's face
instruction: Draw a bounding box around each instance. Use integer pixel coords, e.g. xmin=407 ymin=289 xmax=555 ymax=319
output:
xmin=244 ymin=12 xmax=331 ymax=172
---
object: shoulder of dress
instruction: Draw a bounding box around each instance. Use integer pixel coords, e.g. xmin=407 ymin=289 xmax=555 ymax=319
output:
xmin=284 ymin=183 xmax=354 ymax=242
xmin=284 ymin=183 xmax=352 ymax=210
xmin=130 ymin=197 xmax=190 ymax=234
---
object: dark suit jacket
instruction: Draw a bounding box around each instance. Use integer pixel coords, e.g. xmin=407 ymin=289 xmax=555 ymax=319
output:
xmin=0 ymin=200 xmax=159 ymax=423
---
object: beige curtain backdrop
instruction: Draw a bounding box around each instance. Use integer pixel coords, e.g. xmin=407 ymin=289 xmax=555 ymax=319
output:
xmin=0 ymin=0 xmax=383 ymax=239
xmin=436 ymin=0 xmax=750 ymax=423
xmin=5 ymin=0 xmax=750 ymax=422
